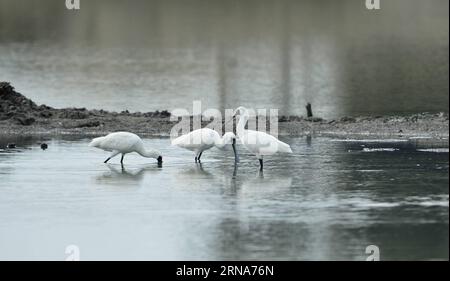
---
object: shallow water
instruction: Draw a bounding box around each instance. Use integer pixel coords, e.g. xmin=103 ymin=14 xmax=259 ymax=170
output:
xmin=0 ymin=0 xmax=448 ymax=118
xmin=0 ymin=136 xmax=448 ymax=260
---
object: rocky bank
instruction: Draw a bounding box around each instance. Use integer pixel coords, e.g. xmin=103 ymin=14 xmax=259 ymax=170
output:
xmin=0 ymin=82 xmax=448 ymax=147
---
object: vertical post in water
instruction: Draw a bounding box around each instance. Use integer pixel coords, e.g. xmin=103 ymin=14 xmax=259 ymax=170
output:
xmin=306 ymin=103 xmax=313 ymax=118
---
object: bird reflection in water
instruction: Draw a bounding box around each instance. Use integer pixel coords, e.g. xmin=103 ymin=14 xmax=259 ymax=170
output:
xmin=182 ymin=162 xmax=213 ymax=178
xmin=95 ymin=164 xmax=161 ymax=187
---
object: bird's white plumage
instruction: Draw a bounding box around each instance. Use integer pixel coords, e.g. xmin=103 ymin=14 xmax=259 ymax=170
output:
xmin=239 ymin=130 xmax=293 ymax=157
xmin=90 ymin=132 xmax=142 ymax=153
xmin=235 ymin=106 xmax=292 ymax=160
xmin=172 ymin=128 xmax=237 ymax=161
xmin=89 ymin=132 xmax=162 ymax=163
xmin=171 ymin=128 xmax=218 ymax=153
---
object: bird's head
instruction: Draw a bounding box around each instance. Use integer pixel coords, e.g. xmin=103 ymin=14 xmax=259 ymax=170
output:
xmin=146 ymin=149 xmax=163 ymax=164
xmin=233 ymin=106 xmax=248 ymax=117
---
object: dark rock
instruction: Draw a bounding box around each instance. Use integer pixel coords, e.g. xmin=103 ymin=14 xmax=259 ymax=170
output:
xmin=1 ymin=111 xmax=16 ymax=120
xmin=40 ymin=143 xmax=48 ymax=150
xmin=306 ymin=117 xmax=323 ymax=122
xmin=289 ymin=116 xmax=303 ymax=122
xmin=40 ymin=111 xmax=53 ymax=118
xmin=0 ymin=82 xmax=38 ymax=111
xmin=16 ymin=116 xmax=36 ymax=126
xmin=38 ymin=104 xmax=52 ymax=111
xmin=6 ymin=143 xmax=16 ymax=149
xmin=74 ymin=120 xmax=101 ymax=128
xmin=1 ymin=82 xmax=56 ymax=124
xmin=160 ymin=110 xmax=171 ymax=117
xmin=340 ymin=116 xmax=356 ymax=122
xmin=279 ymin=116 xmax=289 ymax=122
xmin=141 ymin=110 xmax=171 ymax=118
xmin=58 ymin=109 xmax=89 ymax=119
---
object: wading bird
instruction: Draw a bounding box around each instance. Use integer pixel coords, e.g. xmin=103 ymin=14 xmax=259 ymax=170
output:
xmin=234 ymin=106 xmax=292 ymax=170
xmin=171 ymin=128 xmax=239 ymax=163
xmin=89 ymin=132 xmax=163 ymax=165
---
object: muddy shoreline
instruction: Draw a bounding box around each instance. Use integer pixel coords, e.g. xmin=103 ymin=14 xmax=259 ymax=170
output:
xmin=1 ymin=82 xmax=449 ymax=147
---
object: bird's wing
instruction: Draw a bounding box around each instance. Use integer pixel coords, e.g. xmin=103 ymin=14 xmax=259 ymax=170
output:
xmin=100 ymin=133 xmax=138 ymax=151
xmin=241 ymin=130 xmax=292 ymax=155
xmin=172 ymin=128 xmax=218 ymax=149
xmin=171 ymin=132 xmax=191 ymax=147
xmin=275 ymin=139 xmax=293 ymax=153
xmin=172 ymin=130 xmax=202 ymax=149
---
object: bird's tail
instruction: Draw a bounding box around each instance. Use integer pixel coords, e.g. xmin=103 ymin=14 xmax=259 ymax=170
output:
xmin=88 ymin=137 xmax=104 ymax=148
xmin=171 ymin=136 xmax=181 ymax=146
xmin=171 ymin=134 xmax=188 ymax=146
xmin=277 ymin=141 xmax=293 ymax=153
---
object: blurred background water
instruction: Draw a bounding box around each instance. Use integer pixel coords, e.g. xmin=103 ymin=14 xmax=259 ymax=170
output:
xmin=0 ymin=0 xmax=448 ymax=118
xmin=0 ymin=136 xmax=448 ymax=260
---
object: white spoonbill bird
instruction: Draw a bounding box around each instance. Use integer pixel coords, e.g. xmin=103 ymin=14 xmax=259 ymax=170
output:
xmin=171 ymin=128 xmax=239 ymax=163
xmin=234 ymin=106 xmax=292 ymax=170
xmin=89 ymin=132 xmax=163 ymax=165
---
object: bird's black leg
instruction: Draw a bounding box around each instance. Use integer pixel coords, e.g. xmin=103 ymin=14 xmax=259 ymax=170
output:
xmin=195 ymin=156 xmax=198 ymax=163
xmin=120 ymin=154 xmax=125 ymax=165
xmin=259 ymin=159 xmax=263 ymax=171
xmin=198 ymin=152 xmax=203 ymax=162
xmin=104 ymin=157 xmax=111 ymax=164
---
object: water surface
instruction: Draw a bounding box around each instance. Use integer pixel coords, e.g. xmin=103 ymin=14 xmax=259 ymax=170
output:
xmin=0 ymin=136 xmax=448 ymax=260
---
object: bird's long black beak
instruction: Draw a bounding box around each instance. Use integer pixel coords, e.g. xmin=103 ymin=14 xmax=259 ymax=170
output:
xmin=232 ymin=139 xmax=239 ymax=164
xmin=157 ymin=156 xmax=163 ymax=167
